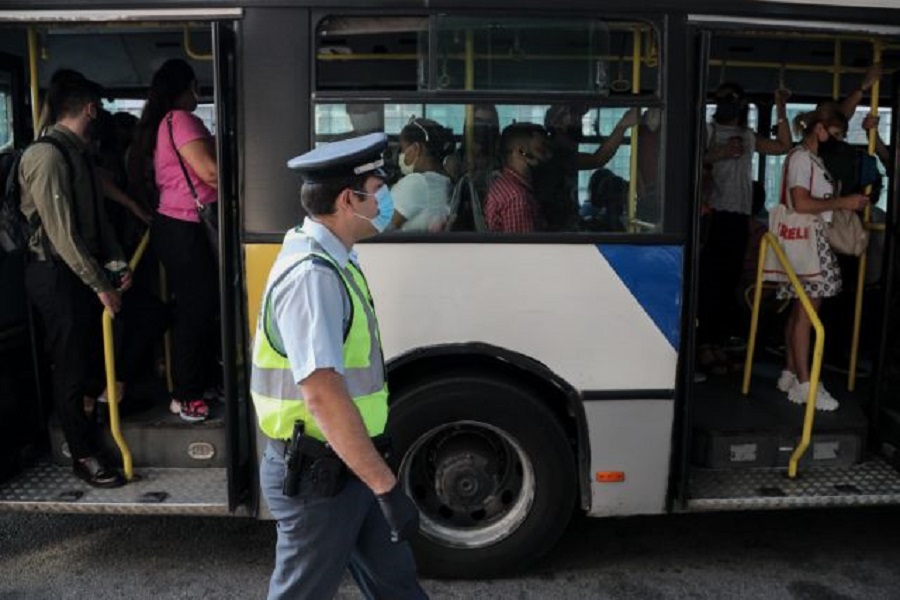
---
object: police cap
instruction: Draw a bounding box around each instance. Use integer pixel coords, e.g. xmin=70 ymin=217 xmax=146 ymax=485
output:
xmin=287 ymin=132 xmax=388 ymax=183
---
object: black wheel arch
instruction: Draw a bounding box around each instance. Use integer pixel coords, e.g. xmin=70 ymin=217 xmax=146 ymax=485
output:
xmin=386 ymin=342 xmax=591 ymax=512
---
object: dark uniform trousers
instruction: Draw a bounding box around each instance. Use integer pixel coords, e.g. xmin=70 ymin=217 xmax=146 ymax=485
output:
xmin=25 ymin=260 xmax=104 ymax=460
xmin=261 ymin=441 xmax=429 ymax=600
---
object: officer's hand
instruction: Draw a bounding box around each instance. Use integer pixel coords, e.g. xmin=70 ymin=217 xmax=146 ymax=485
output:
xmin=376 ymin=484 xmax=420 ymax=543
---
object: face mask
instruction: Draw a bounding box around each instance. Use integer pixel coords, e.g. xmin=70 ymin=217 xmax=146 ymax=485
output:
xmin=714 ymin=99 xmax=743 ymax=124
xmin=399 ymin=149 xmax=416 ymax=175
xmin=353 ymin=185 xmax=395 ymax=233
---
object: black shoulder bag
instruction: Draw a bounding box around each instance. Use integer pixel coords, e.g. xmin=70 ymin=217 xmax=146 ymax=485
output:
xmin=166 ymin=112 xmax=219 ymax=259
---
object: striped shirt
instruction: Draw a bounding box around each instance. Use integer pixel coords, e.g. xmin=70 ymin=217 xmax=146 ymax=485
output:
xmin=485 ymin=168 xmax=540 ymax=233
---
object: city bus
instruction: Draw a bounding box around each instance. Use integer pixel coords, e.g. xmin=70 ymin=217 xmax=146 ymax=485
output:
xmin=1 ymin=0 xmax=899 ymax=578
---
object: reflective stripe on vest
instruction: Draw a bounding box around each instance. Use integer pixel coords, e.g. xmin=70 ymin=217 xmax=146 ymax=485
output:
xmin=250 ymin=229 xmax=388 ymax=441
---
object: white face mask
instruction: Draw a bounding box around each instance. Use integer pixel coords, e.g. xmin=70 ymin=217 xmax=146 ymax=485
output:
xmin=399 ymin=148 xmax=417 ymax=175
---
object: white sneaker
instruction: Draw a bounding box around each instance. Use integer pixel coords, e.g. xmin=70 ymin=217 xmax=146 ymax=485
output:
xmin=777 ymin=370 xmax=798 ymax=392
xmin=788 ymin=381 xmax=809 ymax=405
xmin=815 ymin=384 xmax=839 ymax=412
xmin=787 ymin=381 xmax=839 ymax=411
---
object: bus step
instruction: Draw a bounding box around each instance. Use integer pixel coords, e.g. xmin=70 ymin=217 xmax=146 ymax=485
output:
xmin=692 ymin=431 xmax=864 ymax=469
xmin=0 ymin=461 xmax=229 ymax=515
xmin=687 ymin=455 xmax=900 ymax=511
xmin=49 ymin=401 xmax=226 ymax=469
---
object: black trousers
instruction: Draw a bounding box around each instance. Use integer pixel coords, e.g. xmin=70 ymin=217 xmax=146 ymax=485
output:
xmin=698 ymin=210 xmax=750 ymax=346
xmin=151 ymin=213 xmax=219 ymax=401
xmin=25 ymin=260 xmax=104 ymax=460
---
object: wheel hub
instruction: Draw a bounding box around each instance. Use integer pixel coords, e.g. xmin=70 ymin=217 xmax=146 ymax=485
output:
xmin=434 ymin=451 xmax=497 ymax=510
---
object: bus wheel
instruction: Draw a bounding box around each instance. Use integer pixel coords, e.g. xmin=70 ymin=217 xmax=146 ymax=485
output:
xmin=387 ymin=372 xmax=576 ymax=578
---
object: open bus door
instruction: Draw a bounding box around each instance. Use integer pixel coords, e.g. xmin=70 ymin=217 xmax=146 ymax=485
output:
xmin=874 ymin=71 xmax=900 ymax=458
xmin=213 ymin=21 xmax=256 ymax=514
xmin=0 ymin=51 xmax=44 ymax=481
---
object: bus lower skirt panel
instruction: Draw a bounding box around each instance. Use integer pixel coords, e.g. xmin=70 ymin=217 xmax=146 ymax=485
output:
xmin=0 ymin=461 xmax=230 ymax=515
xmin=687 ymin=456 xmax=900 ymax=511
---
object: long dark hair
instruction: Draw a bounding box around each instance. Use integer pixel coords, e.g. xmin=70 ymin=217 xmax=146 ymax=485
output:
xmin=128 ymin=59 xmax=195 ymax=208
xmin=135 ymin=59 xmax=196 ymax=159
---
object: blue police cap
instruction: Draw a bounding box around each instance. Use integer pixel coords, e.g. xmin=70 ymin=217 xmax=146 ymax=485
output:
xmin=287 ymin=132 xmax=388 ymax=183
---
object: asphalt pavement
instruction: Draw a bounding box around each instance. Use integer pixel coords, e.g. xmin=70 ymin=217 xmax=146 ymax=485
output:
xmin=1 ymin=506 xmax=899 ymax=599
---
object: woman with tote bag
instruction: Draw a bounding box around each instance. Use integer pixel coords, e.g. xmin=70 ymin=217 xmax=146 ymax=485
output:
xmin=775 ymin=110 xmax=868 ymax=411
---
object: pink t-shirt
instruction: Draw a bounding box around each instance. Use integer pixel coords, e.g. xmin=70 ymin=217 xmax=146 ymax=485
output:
xmin=154 ymin=109 xmax=217 ymax=223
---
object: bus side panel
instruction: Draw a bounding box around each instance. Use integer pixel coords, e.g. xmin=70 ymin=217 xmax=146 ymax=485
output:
xmin=584 ymin=400 xmax=674 ymax=516
xmin=359 ymin=244 xmax=682 ymax=393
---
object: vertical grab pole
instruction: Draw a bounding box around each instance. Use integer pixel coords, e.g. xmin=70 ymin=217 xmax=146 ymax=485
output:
xmin=627 ymin=26 xmax=642 ymax=232
xmin=464 ymin=29 xmax=475 ymax=170
xmin=27 ymin=26 xmax=40 ymax=138
xmin=832 ymin=39 xmax=842 ymax=101
xmin=848 ymin=40 xmax=882 ymax=391
xmin=743 ymin=236 xmax=769 ymax=395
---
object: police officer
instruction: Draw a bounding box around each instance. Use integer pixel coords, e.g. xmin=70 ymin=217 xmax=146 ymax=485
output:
xmin=251 ymin=133 xmax=428 ymax=600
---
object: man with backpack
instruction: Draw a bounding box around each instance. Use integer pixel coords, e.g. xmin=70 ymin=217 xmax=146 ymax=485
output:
xmin=18 ymin=71 xmax=129 ymax=487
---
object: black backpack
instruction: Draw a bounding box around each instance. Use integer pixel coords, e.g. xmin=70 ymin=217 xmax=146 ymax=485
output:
xmin=0 ymin=137 xmax=73 ymax=254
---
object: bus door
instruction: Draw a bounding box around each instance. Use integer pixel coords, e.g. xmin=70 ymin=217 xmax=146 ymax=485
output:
xmin=213 ymin=20 xmax=256 ymax=513
xmin=0 ymin=50 xmax=45 ymax=480
xmin=874 ymin=71 xmax=900 ymax=458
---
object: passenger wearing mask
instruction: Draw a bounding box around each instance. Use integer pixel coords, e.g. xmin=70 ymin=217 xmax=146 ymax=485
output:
xmin=390 ymin=118 xmax=454 ymax=232
xmin=697 ymin=83 xmax=792 ymax=374
xmin=484 ymin=122 xmax=549 ymax=233
xmin=777 ymin=110 xmax=869 ymax=410
xmin=19 ymin=72 xmax=128 ymax=487
xmin=534 ymin=104 xmax=639 ymax=231
xmin=137 ymin=58 xmax=219 ymax=423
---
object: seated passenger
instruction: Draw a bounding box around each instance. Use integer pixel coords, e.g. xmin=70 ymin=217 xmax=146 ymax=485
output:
xmin=484 ymin=123 xmax=549 ymax=233
xmin=534 ymin=104 xmax=639 ymax=231
xmin=390 ymin=118 xmax=454 ymax=232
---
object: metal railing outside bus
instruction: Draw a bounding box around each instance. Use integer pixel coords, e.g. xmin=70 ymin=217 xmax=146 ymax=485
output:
xmin=742 ymin=232 xmax=825 ymax=479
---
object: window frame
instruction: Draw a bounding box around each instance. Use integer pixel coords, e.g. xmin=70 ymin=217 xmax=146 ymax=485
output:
xmin=310 ymin=9 xmax=673 ymax=242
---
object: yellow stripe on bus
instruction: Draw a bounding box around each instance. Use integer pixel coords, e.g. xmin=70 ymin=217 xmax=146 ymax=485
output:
xmin=245 ymin=243 xmax=282 ymax=335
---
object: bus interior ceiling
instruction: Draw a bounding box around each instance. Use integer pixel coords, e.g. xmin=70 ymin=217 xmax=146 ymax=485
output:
xmin=0 ymin=22 xmax=228 ymax=513
xmin=688 ymin=29 xmax=900 ymax=510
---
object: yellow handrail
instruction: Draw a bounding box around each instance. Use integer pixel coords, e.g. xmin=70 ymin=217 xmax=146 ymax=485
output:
xmin=101 ymin=230 xmax=151 ymax=482
xmin=627 ymin=26 xmax=641 ymax=233
xmin=742 ymin=232 xmax=825 ymax=479
xmin=848 ymin=41 xmax=883 ymax=392
xmin=27 ymin=26 xmax=40 ymax=139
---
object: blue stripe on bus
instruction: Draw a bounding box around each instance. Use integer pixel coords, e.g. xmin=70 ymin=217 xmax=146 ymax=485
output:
xmin=597 ymin=245 xmax=683 ymax=348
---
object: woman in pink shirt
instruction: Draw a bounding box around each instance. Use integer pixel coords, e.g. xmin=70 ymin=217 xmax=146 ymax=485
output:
xmin=135 ymin=59 xmax=218 ymax=422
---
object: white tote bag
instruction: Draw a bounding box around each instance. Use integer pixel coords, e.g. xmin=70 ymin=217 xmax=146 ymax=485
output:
xmin=763 ymin=150 xmax=825 ymax=285
xmin=763 ymin=204 xmax=823 ymax=283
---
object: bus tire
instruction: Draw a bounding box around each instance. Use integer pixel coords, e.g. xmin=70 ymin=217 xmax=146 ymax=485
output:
xmin=387 ymin=371 xmax=576 ymax=578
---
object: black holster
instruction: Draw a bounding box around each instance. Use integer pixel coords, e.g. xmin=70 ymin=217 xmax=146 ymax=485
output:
xmin=281 ymin=422 xmax=347 ymax=498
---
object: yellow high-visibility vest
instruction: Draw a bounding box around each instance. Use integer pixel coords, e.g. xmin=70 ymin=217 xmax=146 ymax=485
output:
xmin=250 ymin=229 xmax=388 ymax=441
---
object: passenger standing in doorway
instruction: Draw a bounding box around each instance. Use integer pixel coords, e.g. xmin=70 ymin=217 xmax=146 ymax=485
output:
xmin=19 ymin=72 xmax=128 ymax=487
xmin=777 ymin=110 xmax=869 ymax=410
xmin=137 ymin=58 xmax=219 ymax=422
xmin=698 ymin=83 xmax=792 ymax=373
xmin=252 ymin=133 xmax=427 ymax=600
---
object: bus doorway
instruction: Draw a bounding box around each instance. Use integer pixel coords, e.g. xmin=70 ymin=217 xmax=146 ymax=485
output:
xmin=0 ymin=13 xmax=252 ymax=516
xmin=684 ymin=22 xmax=900 ymax=510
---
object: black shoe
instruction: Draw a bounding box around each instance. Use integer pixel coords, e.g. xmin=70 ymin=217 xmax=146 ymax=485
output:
xmin=73 ymin=456 xmax=125 ymax=488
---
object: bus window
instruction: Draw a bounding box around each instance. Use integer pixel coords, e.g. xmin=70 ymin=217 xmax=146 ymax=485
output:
xmin=434 ymin=17 xmax=659 ymax=95
xmin=317 ymin=16 xmax=428 ymax=91
xmin=0 ymin=75 xmax=11 ymax=149
xmin=315 ymin=102 xmax=664 ymax=233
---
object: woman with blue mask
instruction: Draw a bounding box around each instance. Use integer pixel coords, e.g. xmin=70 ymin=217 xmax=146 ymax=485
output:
xmin=390 ymin=118 xmax=455 ymax=232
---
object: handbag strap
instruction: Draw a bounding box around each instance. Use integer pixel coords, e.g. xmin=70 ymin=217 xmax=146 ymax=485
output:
xmin=780 ymin=147 xmax=816 ymax=212
xmin=165 ymin=112 xmax=201 ymax=209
